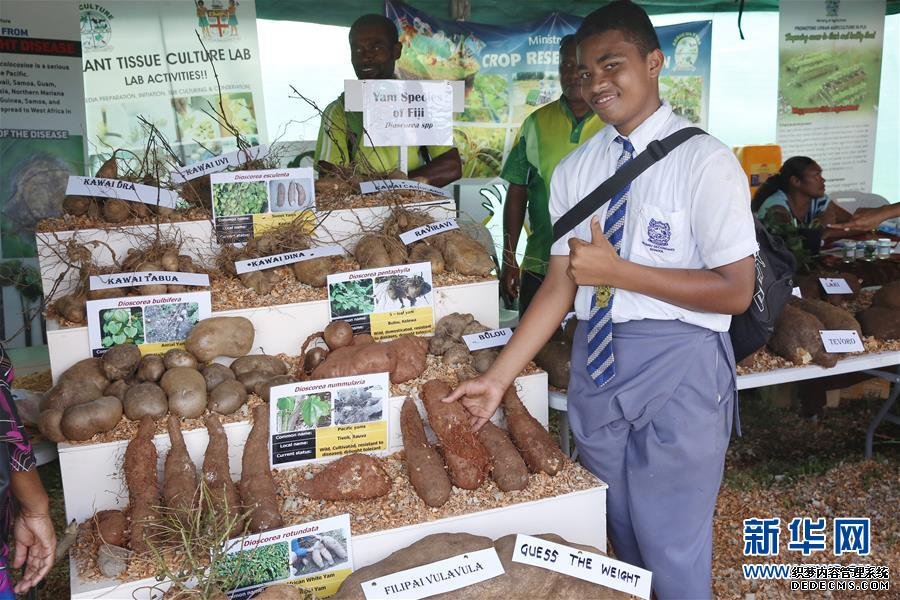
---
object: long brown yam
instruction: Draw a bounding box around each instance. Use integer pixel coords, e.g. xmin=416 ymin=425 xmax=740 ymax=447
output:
xmin=476 ymin=421 xmax=530 ymax=491
xmin=124 ymin=416 xmax=159 ymax=553
xmin=502 ymin=386 xmax=565 ymax=475
xmin=240 ymin=404 xmax=283 ymax=533
xmin=298 ymin=454 xmax=391 ymax=501
xmin=420 ymin=379 xmax=490 ymax=489
xmin=202 ymin=414 xmax=240 ymax=514
xmin=164 ymin=415 xmax=199 ymax=517
xmin=400 ymin=398 xmax=452 ymax=507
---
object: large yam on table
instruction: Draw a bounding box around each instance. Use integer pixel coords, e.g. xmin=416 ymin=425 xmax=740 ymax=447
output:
xmin=311 ymin=342 xmax=396 ymax=380
xmin=430 ymin=230 xmax=494 ymax=276
xmin=40 ymin=379 xmax=103 ymax=412
xmin=124 ymin=417 xmax=159 ymax=553
xmin=298 ymin=454 xmax=390 ymax=500
xmin=767 ymin=303 xmax=837 ymax=367
xmin=476 ymin=422 xmax=529 ymax=492
xmin=792 ymin=297 xmax=861 ymax=335
xmin=240 ymin=404 xmax=283 ymax=533
xmin=185 ymin=316 xmax=254 ymax=362
xmin=857 ymin=306 xmax=900 ymax=340
xmin=60 ymin=396 xmax=123 ymax=441
xmin=291 ymin=256 xmax=334 ymax=287
xmin=502 ymin=386 xmax=565 ymax=476
xmin=420 ymin=379 xmax=490 ymax=489
xmin=160 ymin=367 xmax=207 ymax=418
xmin=400 ymin=398 xmax=452 ymax=508
xmin=230 ymin=354 xmax=288 ymax=378
xmin=354 ymin=235 xmax=406 ymax=269
xmin=163 ymin=415 xmax=198 ymax=516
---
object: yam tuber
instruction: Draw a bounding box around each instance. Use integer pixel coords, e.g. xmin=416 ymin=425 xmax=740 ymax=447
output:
xmin=872 ymin=280 xmax=900 ymax=309
xmin=386 ymin=336 xmax=429 ymax=384
xmin=400 ymin=398 xmax=452 ymax=507
xmin=240 ymin=404 xmax=283 ymax=533
xmin=408 ymin=243 xmax=445 ymax=275
xmin=476 ymin=421 xmax=530 ymax=492
xmin=298 ymin=454 xmax=391 ymax=501
xmin=768 ymin=303 xmax=837 ymax=367
xmin=60 ymin=395 xmax=123 ymax=441
xmin=95 ymin=510 xmax=128 ymax=547
xmin=429 ymin=230 xmax=494 ymax=276
xmin=792 ymin=298 xmax=861 ymax=335
xmin=323 ymin=321 xmax=354 ymax=351
xmin=163 ymin=415 xmax=198 ymax=517
xmin=312 ymin=342 xmax=396 ymax=380
xmin=291 ymin=257 xmax=334 ymax=287
xmin=502 ymin=386 xmax=565 ymax=476
xmin=186 ymin=316 xmax=254 ymax=362
xmin=124 ymin=417 xmax=159 ymax=553
xmin=202 ymin=414 xmax=240 ymax=515
xmin=858 ymin=306 xmax=900 ymax=340
xmin=102 ymin=343 xmax=142 ymax=381
xmin=534 ymin=341 xmax=572 ymax=389
xmin=420 ymin=379 xmax=490 ymax=490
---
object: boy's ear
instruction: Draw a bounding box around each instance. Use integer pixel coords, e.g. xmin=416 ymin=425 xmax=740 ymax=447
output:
xmin=646 ymin=48 xmax=664 ymax=78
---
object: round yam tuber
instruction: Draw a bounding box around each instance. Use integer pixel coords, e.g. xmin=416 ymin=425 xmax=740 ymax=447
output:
xmin=472 ymin=348 xmax=499 ymax=374
xmin=408 ymin=243 xmax=445 ymax=275
xmin=102 ymin=199 xmax=131 ymax=223
xmin=60 ymin=396 xmax=123 ymax=441
xmin=441 ymin=343 xmax=470 ymax=367
xmin=186 ymin=316 xmax=254 ymax=362
xmin=53 ymin=294 xmax=87 ymax=324
xmin=202 ymin=363 xmax=236 ymax=391
xmin=858 ymin=306 xmax=900 ymax=340
xmin=208 ymin=380 xmax=248 ymax=415
xmin=123 ymin=383 xmax=168 ymax=421
xmin=102 ymin=344 xmax=142 ymax=381
xmin=291 ymin=257 xmax=334 ymax=287
xmin=41 ymin=380 xmax=103 ymax=412
xmin=38 ymin=408 xmax=65 ymax=443
xmin=160 ymin=367 xmax=207 ymax=418
xmin=163 ymin=348 xmax=199 ymax=370
xmin=323 ymin=321 xmax=354 ymax=351
xmin=104 ymin=380 xmax=130 ymax=402
xmin=230 ymin=354 xmax=289 ymax=378
xmin=63 ymin=195 xmax=93 ymax=216
xmin=135 ymin=262 xmax=168 ymax=295
xmin=95 ymin=510 xmax=127 ymax=547
xmin=303 ymin=347 xmax=328 ymax=374
xmin=136 ymin=355 xmax=166 ymax=383
xmin=254 ymin=374 xmax=297 ymax=403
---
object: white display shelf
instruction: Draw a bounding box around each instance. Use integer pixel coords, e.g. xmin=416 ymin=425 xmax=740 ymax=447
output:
xmin=46 ymin=279 xmax=499 ymax=382
xmin=36 ymin=199 xmax=455 ymax=299
xmin=58 ymin=371 xmax=547 ymax=524
xmin=69 ymin=482 xmax=606 ymax=599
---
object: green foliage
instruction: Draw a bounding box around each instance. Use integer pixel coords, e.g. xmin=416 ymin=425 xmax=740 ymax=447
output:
xmin=0 ymin=260 xmax=43 ymax=300
xmin=214 ymin=541 xmax=289 ymax=591
xmin=101 ymin=308 xmax=144 ymax=347
xmin=213 ymin=181 xmax=268 ymax=217
xmin=761 ymin=211 xmax=819 ymax=273
xmin=329 ymin=280 xmax=374 ymax=317
xmin=300 ymin=394 xmax=331 ymax=428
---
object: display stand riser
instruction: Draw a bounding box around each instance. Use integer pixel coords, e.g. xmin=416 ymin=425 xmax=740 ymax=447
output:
xmin=69 ymin=483 xmax=606 ymax=599
xmin=36 ymin=200 xmax=455 ymax=300
xmin=59 ymin=372 xmax=546 ymax=523
xmin=46 ymin=279 xmax=499 ymax=382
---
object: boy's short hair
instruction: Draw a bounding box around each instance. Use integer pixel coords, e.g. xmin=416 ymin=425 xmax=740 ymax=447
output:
xmin=350 ymin=14 xmax=400 ymax=46
xmin=560 ymin=34 xmax=576 ymax=52
xmin=575 ymin=0 xmax=661 ymax=57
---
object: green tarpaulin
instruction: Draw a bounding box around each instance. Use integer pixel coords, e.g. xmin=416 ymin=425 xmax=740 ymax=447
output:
xmin=256 ymin=0 xmax=900 ymax=27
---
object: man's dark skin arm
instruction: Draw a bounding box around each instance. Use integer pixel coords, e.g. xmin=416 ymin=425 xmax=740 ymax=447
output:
xmin=500 ymin=183 xmax=528 ymax=301
xmin=410 ymin=148 xmax=462 ymax=187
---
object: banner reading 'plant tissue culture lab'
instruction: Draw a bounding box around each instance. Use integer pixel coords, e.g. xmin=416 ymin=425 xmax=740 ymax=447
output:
xmin=385 ymin=0 xmax=711 ymax=179
xmin=80 ymin=0 xmax=267 ymax=173
xmin=777 ymin=0 xmax=885 ymax=192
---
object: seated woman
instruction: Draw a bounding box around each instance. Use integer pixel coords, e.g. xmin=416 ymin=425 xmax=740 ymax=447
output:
xmin=753 ymin=156 xmax=900 ymax=240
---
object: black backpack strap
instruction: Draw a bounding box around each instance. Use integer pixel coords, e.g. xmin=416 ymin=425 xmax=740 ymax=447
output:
xmin=551 ymin=126 xmax=706 ymax=243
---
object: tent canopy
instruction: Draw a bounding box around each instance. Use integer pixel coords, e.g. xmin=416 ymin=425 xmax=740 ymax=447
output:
xmin=256 ymin=0 xmax=900 ymax=27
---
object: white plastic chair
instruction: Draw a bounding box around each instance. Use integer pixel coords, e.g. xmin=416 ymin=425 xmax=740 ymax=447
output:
xmin=829 ymin=191 xmax=890 ymax=214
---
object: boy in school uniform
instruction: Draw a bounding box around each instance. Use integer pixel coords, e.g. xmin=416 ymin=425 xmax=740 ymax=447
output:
xmin=445 ymin=1 xmax=758 ymax=597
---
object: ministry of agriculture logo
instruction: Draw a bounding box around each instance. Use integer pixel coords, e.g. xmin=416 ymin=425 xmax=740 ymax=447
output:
xmin=80 ymin=4 xmax=114 ymax=50
xmin=673 ymin=32 xmax=700 ymax=71
xmin=647 ymin=219 xmax=671 ymax=247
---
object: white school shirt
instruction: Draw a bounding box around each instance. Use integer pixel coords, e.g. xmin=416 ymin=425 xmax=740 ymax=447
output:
xmin=549 ymin=101 xmax=758 ymax=333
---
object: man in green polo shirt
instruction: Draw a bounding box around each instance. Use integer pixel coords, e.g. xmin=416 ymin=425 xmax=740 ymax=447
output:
xmin=500 ymin=34 xmax=603 ymax=315
xmin=315 ymin=14 xmax=462 ymax=187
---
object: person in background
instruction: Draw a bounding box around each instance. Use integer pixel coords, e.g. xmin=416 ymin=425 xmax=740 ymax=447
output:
xmin=196 ymin=1 xmax=210 ymax=39
xmin=753 ymin=156 xmax=899 ymax=237
xmin=499 ymin=35 xmax=603 ymax=315
xmin=446 ymin=1 xmax=757 ymax=597
xmin=314 ymin=14 xmax=462 ymax=188
xmin=0 ymin=346 xmax=55 ymax=597
xmin=227 ymin=0 xmax=239 ymax=37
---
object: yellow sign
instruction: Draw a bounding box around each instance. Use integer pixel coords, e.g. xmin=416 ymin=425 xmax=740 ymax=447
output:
xmin=370 ymin=305 xmax=434 ymax=340
xmin=289 ymin=568 xmax=353 ymax=598
xmin=139 ymin=340 xmax=185 ymax=356
xmin=253 ymin=210 xmax=315 ymax=235
xmin=316 ymin=422 xmax=388 ymax=459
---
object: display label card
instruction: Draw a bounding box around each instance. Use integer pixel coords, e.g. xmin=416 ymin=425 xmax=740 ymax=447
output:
xmin=210 ymin=168 xmax=315 ymax=244
xmin=89 ymin=271 xmax=209 ymax=291
xmin=235 ymin=245 xmax=344 ymax=275
xmin=169 ymin=144 xmax=270 ymax=183
xmin=65 ymin=176 xmax=178 ymax=209
xmin=462 ymin=328 xmax=512 ymax=351
xmin=361 ymin=548 xmax=504 ymax=600
xmin=819 ymin=277 xmax=853 ymax=294
xmin=326 ymin=262 xmax=434 ymax=340
xmin=791 ymin=287 xmax=802 ymax=298
xmin=362 ymin=80 xmax=453 ymax=147
xmin=220 ymin=514 xmax=352 ymax=600
xmin=269 ymin=373 xmax=389 ymax=469
xmin=359 ymin=179 xmax=451 ymax=199
xmin=86 ymin=291 xmax=211 ymax=358
xmin=511 ymin=534 xmax=652 ymax=599
xmin=398 ymin=219 xmax=459 ymax=245
xmin=820 ymin=330 xmax=865 ymax=353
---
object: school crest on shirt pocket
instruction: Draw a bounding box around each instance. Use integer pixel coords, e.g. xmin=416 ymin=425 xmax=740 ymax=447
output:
xmin=630 ymin=205 xmax=685 ymax=264
xmin=647 ymin=218 xmax=672 ymax=248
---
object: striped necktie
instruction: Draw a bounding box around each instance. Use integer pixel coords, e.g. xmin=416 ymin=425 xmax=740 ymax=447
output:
xmin=586 ymin=136 xmax=634 ymax=387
